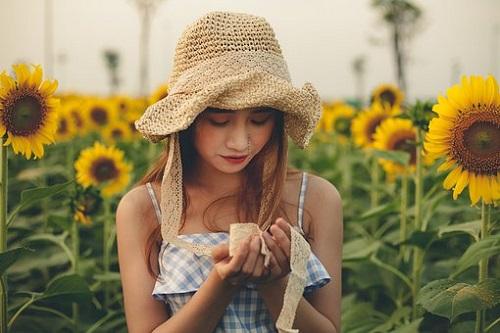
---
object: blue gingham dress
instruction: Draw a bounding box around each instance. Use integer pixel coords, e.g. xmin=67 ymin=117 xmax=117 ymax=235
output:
xmin=149 ymin=172 xmax=331 ymax=332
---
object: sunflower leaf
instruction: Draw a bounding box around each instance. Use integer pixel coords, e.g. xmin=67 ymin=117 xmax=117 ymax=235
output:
xmin=452 ymin=234 xmax=500 ymax=277
xmin=39 ymin=273 xmax=92 ymax=303
xmin=343 ymin=238 xmax=381 ymax=261
xmin=417 ymin=278 xmax=500 ymax=321
xmin=0 ymin=247 xmax=35 ymax=276
xmin=438 ymin=220 xmax=481 ymax=241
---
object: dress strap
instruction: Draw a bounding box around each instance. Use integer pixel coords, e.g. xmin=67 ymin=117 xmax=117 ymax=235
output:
xmin=146 ymin=182 xmax=162 ymax=225
xmin=296 ymin=172 xmax=308 ymax=235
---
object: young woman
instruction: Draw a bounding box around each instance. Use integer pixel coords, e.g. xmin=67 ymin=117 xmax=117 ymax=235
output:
xmin=116 ymin=11 xmax=343 ymax=333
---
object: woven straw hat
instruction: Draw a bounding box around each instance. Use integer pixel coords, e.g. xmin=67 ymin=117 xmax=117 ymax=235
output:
xmin=135 ymin=11 xmax=320 ymax=333
xmin=135 ymin=11 xmax=321 ymax=148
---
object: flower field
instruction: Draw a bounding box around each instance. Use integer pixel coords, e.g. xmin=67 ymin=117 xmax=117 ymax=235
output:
xmin=0 ymin=63 xmax=498 ymax=333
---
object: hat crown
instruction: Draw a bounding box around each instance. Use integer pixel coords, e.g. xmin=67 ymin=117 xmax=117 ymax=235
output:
xmin=169 ymin=12 xmax=285 ymax=86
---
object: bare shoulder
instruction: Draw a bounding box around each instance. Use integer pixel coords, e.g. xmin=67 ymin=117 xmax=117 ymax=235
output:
xmin=116 ymin=184 xmax=157 ymax=232
xmin=302 ymin=172 xmax=343 ymax=242
xmin=305 ymin=173 xmax=342 ymax=212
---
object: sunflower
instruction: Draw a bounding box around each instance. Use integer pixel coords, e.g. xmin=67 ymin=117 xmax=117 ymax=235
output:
xmin=101 ymin=120 xmax=133 ymax=144
xmin=149 ymin=83 xmax=169 ymax=105
xmin=370 ymin=83 xmax=405 ymax=108
xmin=0 ymin=64 xmax=59 ymax=159
xmin=55 ymin=102 xmax=77 ymax=142
xmin=351 ymin=101 xmax=400 ymax=149
xmin=84 ymin=98 xmax=117 ymax=131
xmin=75 ymin=141 xmax=132 ymax=197
xmin=373 ymin=118 xmax=417 ymax=181
xmin=66 ymin=100 xmax=89 ymax=136
xmin=424 ymin=75 xmax=500 ymax=206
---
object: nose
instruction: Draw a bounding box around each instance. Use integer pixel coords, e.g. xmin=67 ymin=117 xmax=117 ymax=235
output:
xmin=226 ymin=126 xmax=249 ymax=153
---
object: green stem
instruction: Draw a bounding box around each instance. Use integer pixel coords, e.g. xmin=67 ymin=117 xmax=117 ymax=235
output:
xmin=7 ymin=295 xmax=35 ymax=330
xmin=370 ymin=154 xmax=380 ymax=208
xmin=67 ymin=143 xmax=80 ymax=333
xmin=412 ymin=128 xmax=424 ymax=320
xmin=0 ymin=142 xmax=8 ymax=333
xmin=400 ymin=174 xmax=409 ymax=263
xmin=475 ymin=200 xmax=490 ymax=333
xmin=343 ymin=142 xmax=353 ymax=216
xmin=370 ymin=255 xmax=413 ymax=290
xmin=103 ymin=200 xmax=111 ymax=310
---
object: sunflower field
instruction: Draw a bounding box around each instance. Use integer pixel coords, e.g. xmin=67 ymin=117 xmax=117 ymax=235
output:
xmin=0 ymin=35 xmax=499 ymax=333
xmin=0 ymin=61 xmax=498 ymax=333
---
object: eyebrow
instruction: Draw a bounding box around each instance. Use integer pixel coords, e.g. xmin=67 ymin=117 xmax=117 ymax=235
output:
xmin=206 ymin=107 xmax=274 ymax=114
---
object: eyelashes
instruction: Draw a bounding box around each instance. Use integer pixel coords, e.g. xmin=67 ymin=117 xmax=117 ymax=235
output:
xmin=208 ymin=118 xmax=271 ymax=127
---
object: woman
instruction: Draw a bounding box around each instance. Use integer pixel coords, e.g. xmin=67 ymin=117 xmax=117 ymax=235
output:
xmin=116 ymin=11 xmax=342 ymax=333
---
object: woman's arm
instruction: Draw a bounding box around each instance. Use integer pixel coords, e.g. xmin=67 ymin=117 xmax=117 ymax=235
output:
xmin=117 ymin=186 xmax=243 ymax=333
xmin=257 ymin=175 xmax=343 ymax=333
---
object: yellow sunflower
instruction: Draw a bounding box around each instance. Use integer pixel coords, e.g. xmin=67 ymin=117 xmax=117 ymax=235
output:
xmin=74 ymin=141 xmax=132 ymax=197
xmin=101 ymin=120 xmax=133 ymax=144
xmin=84 ymin=98 xmax=117 ymax=131
xmin=351 ymin=101 xmax=401 ymax=149
xmin=0 ymin=63 xmax=59 ymax=159
xmin=424 ymin=75 xmax=500 ymax=206
xmin=373 ymin=118 xmax=417 ymax=181
xmin=370 ymin=83 xmax=405 ymax=108
xmin=149 ymin=83 xmax=169 ymax=105
xmin=66 ymin=99 xmax=90 ymax=136
xmin=54 ymin=102 xmax=76 ymax=142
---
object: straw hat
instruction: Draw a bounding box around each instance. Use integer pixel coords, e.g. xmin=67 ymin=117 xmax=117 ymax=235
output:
xmin=135 ymin=11 xmax=320 ymax=333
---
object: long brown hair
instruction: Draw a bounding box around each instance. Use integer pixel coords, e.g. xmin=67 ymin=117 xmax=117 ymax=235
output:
xmin=135 ymin=109 xmax=310 ymax=278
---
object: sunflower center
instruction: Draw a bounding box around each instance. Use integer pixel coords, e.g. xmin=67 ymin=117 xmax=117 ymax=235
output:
xmin=366 ymin=115 xmax=387 ymax=142
xmin=70 ymin=110 xmax=83 ymax=128
xmin=111 ymin=129 xmax=123 ymax=139
xmin=334 ymin=117 xmax=351 ymax=136
xmin=380 ymin=90 xmax=396 ymax=107
xmin=91 ymin=158 xmax=118 ymax=182
xmin=90 ymin=107 xmax=108 ymax=125
xmin=58 ymin=118 xmax=68 ymax=135
xmin=391 ymin=132 xmax=417 ymax=165
xmin=452 ymin=106 xmax=500 ymax=175
xmin=4 ymin=93 xmax=45 ymax=136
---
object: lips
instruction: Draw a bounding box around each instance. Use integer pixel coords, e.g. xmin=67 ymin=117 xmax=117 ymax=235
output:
xmin=221 ymin=155 xmax=248 ymax=164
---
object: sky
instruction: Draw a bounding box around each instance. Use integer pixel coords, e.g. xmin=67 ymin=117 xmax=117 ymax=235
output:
xmin=1 ymin=0 xmax=499 ymax=103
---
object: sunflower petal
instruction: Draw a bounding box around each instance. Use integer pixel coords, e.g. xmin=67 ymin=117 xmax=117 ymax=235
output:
xmin=443 ymin=166 xmax=462 ymax=190
xmin=453 ymin=169 xmax=469 ymax=200
xmin=480 ymin=174 xmax=492 ymax=204
xmin=468 ymin=173 xmax=480 ymax=206
xmin=12 ymin=63 xmax=30 ymax=87
xmin=29 ymin=64 xmax=43 ymax=88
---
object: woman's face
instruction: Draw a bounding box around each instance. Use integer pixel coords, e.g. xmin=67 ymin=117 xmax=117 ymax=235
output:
xmin=192 ymin=107 xmax=277 ymax=174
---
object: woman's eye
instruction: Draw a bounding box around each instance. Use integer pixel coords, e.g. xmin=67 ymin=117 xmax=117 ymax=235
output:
xmin=251 ymin=117 xmax=271 ymax=125
xmin=208 ymin=119 xmax=229 ymax=126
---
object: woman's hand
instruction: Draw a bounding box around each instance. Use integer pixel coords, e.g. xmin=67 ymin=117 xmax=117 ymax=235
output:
xmin=211 ymin=234 xmax=272 ymax=286
xmin=259 ymin=218 xmax=293 ymax=284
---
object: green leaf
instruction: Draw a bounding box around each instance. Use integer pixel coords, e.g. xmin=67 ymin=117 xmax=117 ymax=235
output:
xmin=7 ymin=180 xmax=74 ymax=226
xmin=373 ymin=149 xmax=410 ymax=165
xmin=357 ymin=201 xmax=399 ymax=221
xmin=342 ymin=302 xmax=387 ymax=333
xmin=0 ymin=247 xmax=34 ymax=275
xmin=453 ymin=234 xmax=500 ymax=277
xmin=417 ymin=278 xmax=500 ymax=320
xmin=93 ymin=272 xmax=121 ymax=282
xmin=438 ymin=220 xmax=481 ymax=241
xmin=369 ymin=306 xmax=411 ymax=332
xmin=39 ymin=273 xmax=92 ymax=304
xmin=343 ymin=238 xmax=381 ymax=261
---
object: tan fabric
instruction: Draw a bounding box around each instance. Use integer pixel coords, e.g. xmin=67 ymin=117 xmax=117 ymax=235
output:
xmin=135 ymin=11 xmax=321 ymax=333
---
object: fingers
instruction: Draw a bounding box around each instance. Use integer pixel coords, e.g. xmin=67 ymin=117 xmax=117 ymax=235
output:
xmin=226 ymin=236 xmax=251 ymax=277
xmin=211 ymin=244 xmax=229 ymax=263
xmin=241 ymin=235 xmax=261 ymax=278
xmin=268 ymin=221 xmax=291 ymax=259
xmin=262 ymin=230 xmax=288 ymax=269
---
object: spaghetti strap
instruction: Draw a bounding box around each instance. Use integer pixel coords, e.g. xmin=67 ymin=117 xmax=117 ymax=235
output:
xmin=146 ymin=182 xmax=162 ymax=224
xmin=296 ymin=172 xmax=308 ymax=235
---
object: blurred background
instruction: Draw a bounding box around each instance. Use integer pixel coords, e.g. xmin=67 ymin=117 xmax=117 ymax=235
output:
xmin=1 ymin=0 xmax=499 ymax=101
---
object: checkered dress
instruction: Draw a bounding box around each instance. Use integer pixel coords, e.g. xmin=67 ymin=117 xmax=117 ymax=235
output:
xmin=148 ymin=173 xmax=332 ymax=332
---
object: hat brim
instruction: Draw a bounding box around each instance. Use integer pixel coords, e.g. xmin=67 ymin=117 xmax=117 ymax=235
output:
xmin=135 ymin=52 xmax=321 ymax=148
